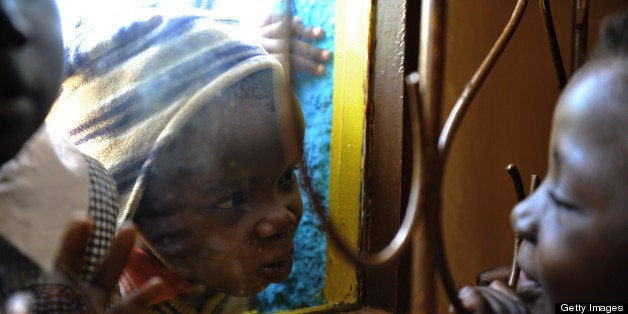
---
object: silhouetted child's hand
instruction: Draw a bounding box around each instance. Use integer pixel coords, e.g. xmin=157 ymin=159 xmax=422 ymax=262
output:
xmin=56 ymin=215 xmax=164 ymax=313
xmin=451 ymin=281 xmax=526 ymax=314
xmin=259 ymin=15 xmax=331 ymax=76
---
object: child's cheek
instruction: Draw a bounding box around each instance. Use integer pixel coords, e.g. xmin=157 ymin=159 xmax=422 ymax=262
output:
xmin=538 ymin=225 xmax=586 ymax=301
xmin=200 ymin=234 xmax=238 ymax=261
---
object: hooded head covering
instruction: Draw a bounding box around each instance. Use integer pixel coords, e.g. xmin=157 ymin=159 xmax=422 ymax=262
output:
xmin=47 ymin=7 xmax=294 ymax=225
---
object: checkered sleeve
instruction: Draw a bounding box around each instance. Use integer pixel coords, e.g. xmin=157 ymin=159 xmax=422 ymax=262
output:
xmin=1 ymin=155 xmax=119 ymax=313
xmin=81 ymin=154 xmax=119 ymax=280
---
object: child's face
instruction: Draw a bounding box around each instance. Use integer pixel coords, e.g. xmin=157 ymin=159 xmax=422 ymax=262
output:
xmin=139 ymin=71 xmax=304 ymax=296
xmin=0 ymin=0 xmax=64 ymax=163
xmin=512 ymin=61 xmax=628 ymax=303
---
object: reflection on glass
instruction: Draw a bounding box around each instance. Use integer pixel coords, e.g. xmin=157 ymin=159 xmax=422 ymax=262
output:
xmin=52 ymin=0 xmax=334 ymax=312
xmin=187 ymin=1 xmax=335 ymax=311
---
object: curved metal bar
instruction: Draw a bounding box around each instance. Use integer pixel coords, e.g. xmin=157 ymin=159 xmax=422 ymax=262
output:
xmin=571 ymin=0 xmax=589 ymax=71
xmin=538 ymin=0 xmax=567 ymax=88
xmin=434 ymin=188 xmax=469 ymax=314
xmin=506 ymin=164 xmax=525 ymax=287
xmin=530 ymin=174 xmax=540 ymax=193
xmin=434 ymin=2 xmax=530 ymax=311
xmin=413 ymin=1 xmax=450 ymax=312
xmin=506 ymin=168 xmax=542 ymax=288
xmin=506 ymin=164 xmax=526 ymax=202
xmin=303 ymin=73 xmax=425 ymax=268
xmin=438 ymin=0 xmax=529 ymax=157
xmin=508 ymin=235 xmax=523 ymax=288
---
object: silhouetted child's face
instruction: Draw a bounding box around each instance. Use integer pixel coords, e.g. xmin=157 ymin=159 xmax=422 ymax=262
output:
xmin=0 ymin=0 xmax=64 ymax=163
xmin=137 ymin=70 xmax=304 ymax=296
xmin=512 ymin=59 xmax=628 ymax=303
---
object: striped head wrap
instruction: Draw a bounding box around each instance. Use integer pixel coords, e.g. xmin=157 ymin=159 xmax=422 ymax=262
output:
xmin=47 ymin=7 xmax=291 ymax=226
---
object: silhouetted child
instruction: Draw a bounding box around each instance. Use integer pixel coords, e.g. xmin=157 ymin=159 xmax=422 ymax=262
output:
xmin=452 ymin=8 xmax=628 ymax=313
xmin=48 ymin=8 xmax=305 ymax=313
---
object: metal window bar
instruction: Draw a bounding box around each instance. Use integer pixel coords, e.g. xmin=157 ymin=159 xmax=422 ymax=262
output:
xmin=302 ymin=0 xmax=589 ymax=312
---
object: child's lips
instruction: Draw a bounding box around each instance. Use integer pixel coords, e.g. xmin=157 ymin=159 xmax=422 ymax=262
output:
xmin=516 ymin=270 xmax=543 ymax=303
xmin=260 ymin=257 xmax=293 ymax=282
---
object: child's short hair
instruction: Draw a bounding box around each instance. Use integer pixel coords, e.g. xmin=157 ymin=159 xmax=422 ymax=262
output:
xmin=592 ymin=7 xmax=628 ymax=59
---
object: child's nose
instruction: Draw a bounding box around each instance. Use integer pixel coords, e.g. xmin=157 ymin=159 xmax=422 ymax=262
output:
xmin=254 ymin=206 xmax=298 ymax=239
xmin=510 ymin=192 xmax=541 ymax=244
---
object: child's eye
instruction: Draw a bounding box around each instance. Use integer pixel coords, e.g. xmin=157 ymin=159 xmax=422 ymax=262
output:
xmin=210 ymin=191 xmax=248 ymax=210
xmin=548 ymin=190 xmax=580 ymax=211
xmin=278 ymin=168 xmax=297 ymax=191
